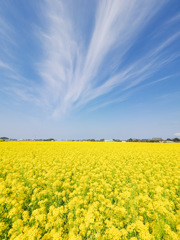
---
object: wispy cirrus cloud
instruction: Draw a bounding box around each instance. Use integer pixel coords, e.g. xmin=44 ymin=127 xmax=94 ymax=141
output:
xmin=167 ymin=13 xmax=180 ymax=23
xmin=0 ymin=61 xmax=13 ymax=71
xmin=174 ymin=133 xmax=180 ymax=136
xmin=1 ymin=0 xmax=180 ymax=117
xmin=37 ymin=0 xmax=180 ymax=117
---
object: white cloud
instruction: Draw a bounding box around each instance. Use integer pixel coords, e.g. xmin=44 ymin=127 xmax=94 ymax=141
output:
xmin=167 ymin=13 xmax=180 ymax=23
xmin=37 ymin=0 xmax=177 ymax=117
xmin=0 ymin=61 xmax=13 ymax=71
xmin=1 ymin=0 xmax=180 ymax=117
xmin=174 ymin=133 xmax=180 ymax=136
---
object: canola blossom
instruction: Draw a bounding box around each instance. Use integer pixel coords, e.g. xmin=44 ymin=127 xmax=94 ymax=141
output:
xmin=0 ymin=142 xmax=180 ymax=240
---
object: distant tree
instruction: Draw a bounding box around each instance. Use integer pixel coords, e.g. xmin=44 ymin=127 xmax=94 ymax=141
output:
xmin=113 ymin=139 xmax=121 ymax=142
xmin=149 ymin=140 xmax=159 ymax=142
xmin=173 ymin=138 xmax=180 ymax=142
xmin=44 ymin=138 xmax=55 ymax=141
xmin=166 ymin=138 xmax=172 ymax=141
xmin=0 ymin=137 xmax=8 ymax=140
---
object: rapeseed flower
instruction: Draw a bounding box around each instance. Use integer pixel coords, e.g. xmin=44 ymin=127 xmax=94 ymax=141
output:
xmin=0 ymin=141 xmax=179 ymax=239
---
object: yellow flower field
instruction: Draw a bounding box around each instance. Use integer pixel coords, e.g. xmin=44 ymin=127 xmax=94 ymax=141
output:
xmin=0 ymin=142 xmax=180 ymax=240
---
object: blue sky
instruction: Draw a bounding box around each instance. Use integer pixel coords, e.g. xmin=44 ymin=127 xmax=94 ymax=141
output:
xmin=0 ymin=0 xmax=180 ymax=140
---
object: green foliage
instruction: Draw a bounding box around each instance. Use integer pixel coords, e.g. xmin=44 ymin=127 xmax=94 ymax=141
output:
xmin=173 ymin=137 xmax=180 ymax=142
